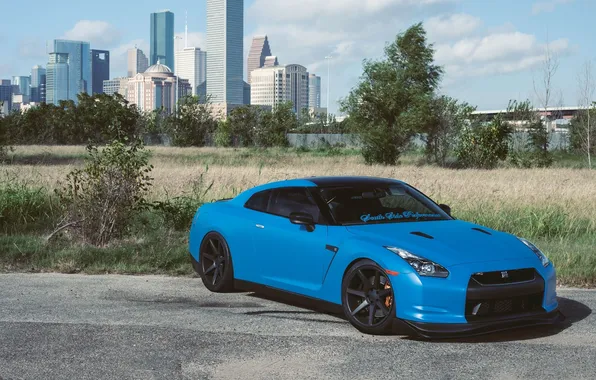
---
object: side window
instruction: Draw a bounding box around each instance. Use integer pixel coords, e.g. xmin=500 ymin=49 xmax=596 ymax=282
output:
xmin=245 ymin=190 xmax=271 ymax=212
xmin=268 ymin=188 xmax=321 ymax=223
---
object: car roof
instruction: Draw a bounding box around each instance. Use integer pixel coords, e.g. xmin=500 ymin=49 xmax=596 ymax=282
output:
xmin=232 ymin=176 xmax=405 ymax=204
xmin=303 ymin=176 xmax=404 ymax=188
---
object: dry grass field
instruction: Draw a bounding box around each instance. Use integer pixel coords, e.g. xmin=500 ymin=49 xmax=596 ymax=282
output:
xmin=2 ymin=145 xmax=595 ymax=285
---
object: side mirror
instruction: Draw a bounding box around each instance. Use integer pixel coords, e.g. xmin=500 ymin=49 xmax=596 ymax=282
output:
xmin=289 ymin=212 xmax=315 ymax=232
xmin=439 ymin=204 xmax=452 ymax=216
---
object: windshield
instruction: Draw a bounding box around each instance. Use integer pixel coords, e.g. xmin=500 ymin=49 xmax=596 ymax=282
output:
xmin=318 ymin=184 xmax=451 ymax=225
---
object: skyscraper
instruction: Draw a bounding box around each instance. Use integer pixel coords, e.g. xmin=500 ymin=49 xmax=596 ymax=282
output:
xmin=286 ymin=64 xmax=309 ymax=114
xmin=150 ymin=11 xmax=175 ymax=70
xmin=250 ymin=66 xmax=288 ymax=109
xmin=31 ymin=65 xmax=46 ymax=103
xmin=175 ymin=47 xmax=207 ymax=97
xmin=53 ymin=39 xmax=91 ymax=103
xmin=0 ymin=80 xmax=13 ymax=114
xmin=12 ymin=76 xmax=31 ymax=97
xmin=206 ymin=0 xmax=244 ymax=107
xmin=247 ymin=35 xmax=272 ymax=85
xmin=308 ymin=74 xmax=321 ymax=109
xmin=46 ymin=53 xmax=70 ymax=105
xmin=127 ymin=48 xmax=149 ymax=77
xmin=91 ymin=50 xmax=110 ymax=95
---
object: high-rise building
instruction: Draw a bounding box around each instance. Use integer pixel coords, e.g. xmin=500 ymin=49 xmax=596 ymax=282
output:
xmin=249 ymin=66 xmax=289 ymax=109
xmin=206 ymin=0 xmax=244 ymax=108
xmin=175 ymin=47 xmax=207 ymax=97
xmin=247 ymin=35 xmax=272 ymax=85
xmin=91 ymin=50 xmax=110 ymax=95
xmin=150 ymin=10 xmax=175 ymax=70
xmin=46 ymin=52 xmax=70 ymax=105
xmin=127 ymin=62 xmax=191 ymax=114
xmin=308 ymin=74 xmax=321 ymax=109
xmin=0 ymin=80 xmax=13 ymax=114
xmin=127 ymin=48 xmax=149 ymax=77
xmin=12 ymin=76 xmax=31 ymax=97
xmin=103 ymin=77 xmax=129 ymax=97
xmin=250 ymin=64 xmax=309 ymax=113
xmin=263 ymin=56 xmax=279 ymax=67
xmin=286 ymin=64 xmax=309 ymax=114
xmin=53 ymin=39 xmax=91 ymax=103
xmin=31 ymin=65 xmax=46 ymax=103
xmin=243 ymin=81 xmax=250 ymax=105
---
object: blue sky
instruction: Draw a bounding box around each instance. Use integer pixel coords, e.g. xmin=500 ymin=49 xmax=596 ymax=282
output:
xmin=1 ymin=0 xmax=594 ymax=114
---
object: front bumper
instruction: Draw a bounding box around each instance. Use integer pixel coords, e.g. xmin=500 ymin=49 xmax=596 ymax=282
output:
xmin=397 ymin=309 xmax=564 ymax=339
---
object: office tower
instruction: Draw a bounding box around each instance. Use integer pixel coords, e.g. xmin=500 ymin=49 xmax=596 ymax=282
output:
xmin=31 ymin=65 xmax=46 ymax=103
xmin=247 ymin=35 xmax=272 ymax=84
xmin=91 ymin=50 xmax=110 ymax=94
xmin=243 ymin=81 xmax=250 ymax=105
xmin=0 ymin=80 xmax=13 ymax=114
xmin=263 ymin=56 xmax=279 ymax=67
xmin=206 ymin=0 xmax=244 ymax=107
xmin=53 ymin=39 xmax=91 ymax=103
xmin=127 ymin=62 xmax=191 ymax=114
xmin=46 ymin=52 xmax=70 ymax=105
xmin=286 ymin=64 xmax=309 ymax=113
xmin=103 ymin=77 xmax=129 ymax=97
xmin=150 ymin=10 xmax=175 ymax=70
xmin=12 ymin=76 xmax=31 ymax=97
xmin=127 ymin=48 xmax=149 ymax=77
xmin=308 ymin=74 xmax=321 ymax=108
xmin=249 ymin=66 xmax=289 ymax=109
xmin=175 ymin=47 xmax=207 ymax=96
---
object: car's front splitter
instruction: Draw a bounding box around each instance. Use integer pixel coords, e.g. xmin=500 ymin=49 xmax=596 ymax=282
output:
xmin=394 ymin=309 xmax=565 ymax=339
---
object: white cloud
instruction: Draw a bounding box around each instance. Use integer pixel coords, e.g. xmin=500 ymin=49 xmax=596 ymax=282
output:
xmin=435 ymin=32 xmax=572 ymax=79
xmin=62 ymin=20 xmax=122 ymax=47
xmin=532 ymin=0 xmax=573 ymax=15
xmin=18 ymin=38 xmax=48 ymax=59
xmin=425 ymin=13 xmax=482 ymax=41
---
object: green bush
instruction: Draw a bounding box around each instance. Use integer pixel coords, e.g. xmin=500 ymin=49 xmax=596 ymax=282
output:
xmin=455 ymin=116 xmax=512 ymax=169
xmin=56 ymin=140 xmax=153 ymax=246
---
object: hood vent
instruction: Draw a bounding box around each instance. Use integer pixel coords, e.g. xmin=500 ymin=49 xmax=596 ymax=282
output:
xmin=472 ymin=227 xmax=492 ymax=236
xmin=410 ymin=231 xmax=434 ymax=240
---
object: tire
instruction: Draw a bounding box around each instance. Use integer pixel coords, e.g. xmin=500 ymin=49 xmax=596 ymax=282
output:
xmin=198 ymin=232 xmax=235 ymax=293
xmin=341 ymin=259 xmax=395 ymax=335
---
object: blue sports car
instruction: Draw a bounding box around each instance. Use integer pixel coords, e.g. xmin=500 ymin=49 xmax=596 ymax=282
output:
xmin=188 ymin=176 xmax=563 ymax=338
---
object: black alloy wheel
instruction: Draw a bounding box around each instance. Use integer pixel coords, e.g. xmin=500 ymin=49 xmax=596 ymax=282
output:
xmin=199 ymin=232 xmax=235 ymax=293
xmin=342 ymin=259 xmax=395 ymax=334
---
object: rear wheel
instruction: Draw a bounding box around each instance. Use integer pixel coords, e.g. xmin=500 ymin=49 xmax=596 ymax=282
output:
xmin=342 ymin=260 xmax=395 ymax=335
xmin=199 ymin=232 xmax=235 ymax=293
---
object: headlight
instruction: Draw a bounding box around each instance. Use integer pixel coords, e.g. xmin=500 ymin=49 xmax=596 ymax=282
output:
xmin=519 ymin=238 xmax=550 ymax=267
xmin=385 ymin=247 xmax=449 ymax=278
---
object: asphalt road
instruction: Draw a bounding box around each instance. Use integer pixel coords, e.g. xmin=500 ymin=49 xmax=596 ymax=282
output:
xmin=0 ymin=274 xmax=594 ymax=380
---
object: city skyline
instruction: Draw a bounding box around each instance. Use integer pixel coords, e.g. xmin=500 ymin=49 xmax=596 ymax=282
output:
xmin=2 ymin=0 xmax=595 ymax=114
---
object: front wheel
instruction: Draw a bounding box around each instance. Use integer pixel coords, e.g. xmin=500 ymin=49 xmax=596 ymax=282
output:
xmin=342 ymin=260 xmax=395 ymax=335
xmin=199 ymin=232 xmax=235 ymax=293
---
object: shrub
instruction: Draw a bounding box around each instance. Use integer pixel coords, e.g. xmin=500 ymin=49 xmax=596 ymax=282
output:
xmin=55 ymin=140 xmax=153 ymax=246
xmin=455 ymin=116 xmax=512 ymax=169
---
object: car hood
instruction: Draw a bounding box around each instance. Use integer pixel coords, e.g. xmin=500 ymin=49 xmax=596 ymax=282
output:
xmin=345 ymin=220 xmax=536 ymax=267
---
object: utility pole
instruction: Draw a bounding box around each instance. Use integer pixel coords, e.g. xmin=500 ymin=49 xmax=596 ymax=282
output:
xmin=325 ymin=55 xmax=332 ymax=122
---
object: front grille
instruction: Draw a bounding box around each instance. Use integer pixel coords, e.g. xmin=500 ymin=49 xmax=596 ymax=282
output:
xmin=472 ymin=268 xmax=535 ymax=285
xmin=465 ymin=292 xmax=543 ymax=321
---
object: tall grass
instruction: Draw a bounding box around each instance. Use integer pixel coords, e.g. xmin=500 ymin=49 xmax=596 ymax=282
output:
xmin=1 ymin=146 xmax=594 ymax=284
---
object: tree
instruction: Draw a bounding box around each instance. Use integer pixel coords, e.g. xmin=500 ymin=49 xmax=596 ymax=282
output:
xmin=573 ymin=60 xmax=596 ymax=169
xmin=168 ymin=96 xmax=217 ymax=147
xmin=340 ymin=23 xmax=443 ymax=165
xmin=254 ymin=102 xmax=295 ymax=147
xmin=227 ymin=105 xmax=262 ymax=146
xmin=422 ymin=96 xmax=475 ymax=166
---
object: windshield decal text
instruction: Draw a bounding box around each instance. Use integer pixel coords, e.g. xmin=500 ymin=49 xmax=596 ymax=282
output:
xmin=360 ymin=211 xmax=442 ymax=223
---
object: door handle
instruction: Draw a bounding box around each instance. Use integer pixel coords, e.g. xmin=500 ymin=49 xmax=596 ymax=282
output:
xmin=255 ymin=224 xmax=265 ymax=229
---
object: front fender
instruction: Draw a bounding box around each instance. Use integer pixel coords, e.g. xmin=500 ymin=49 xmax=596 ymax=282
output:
xmin=318 ymin=235 xmax=415 ymax=305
